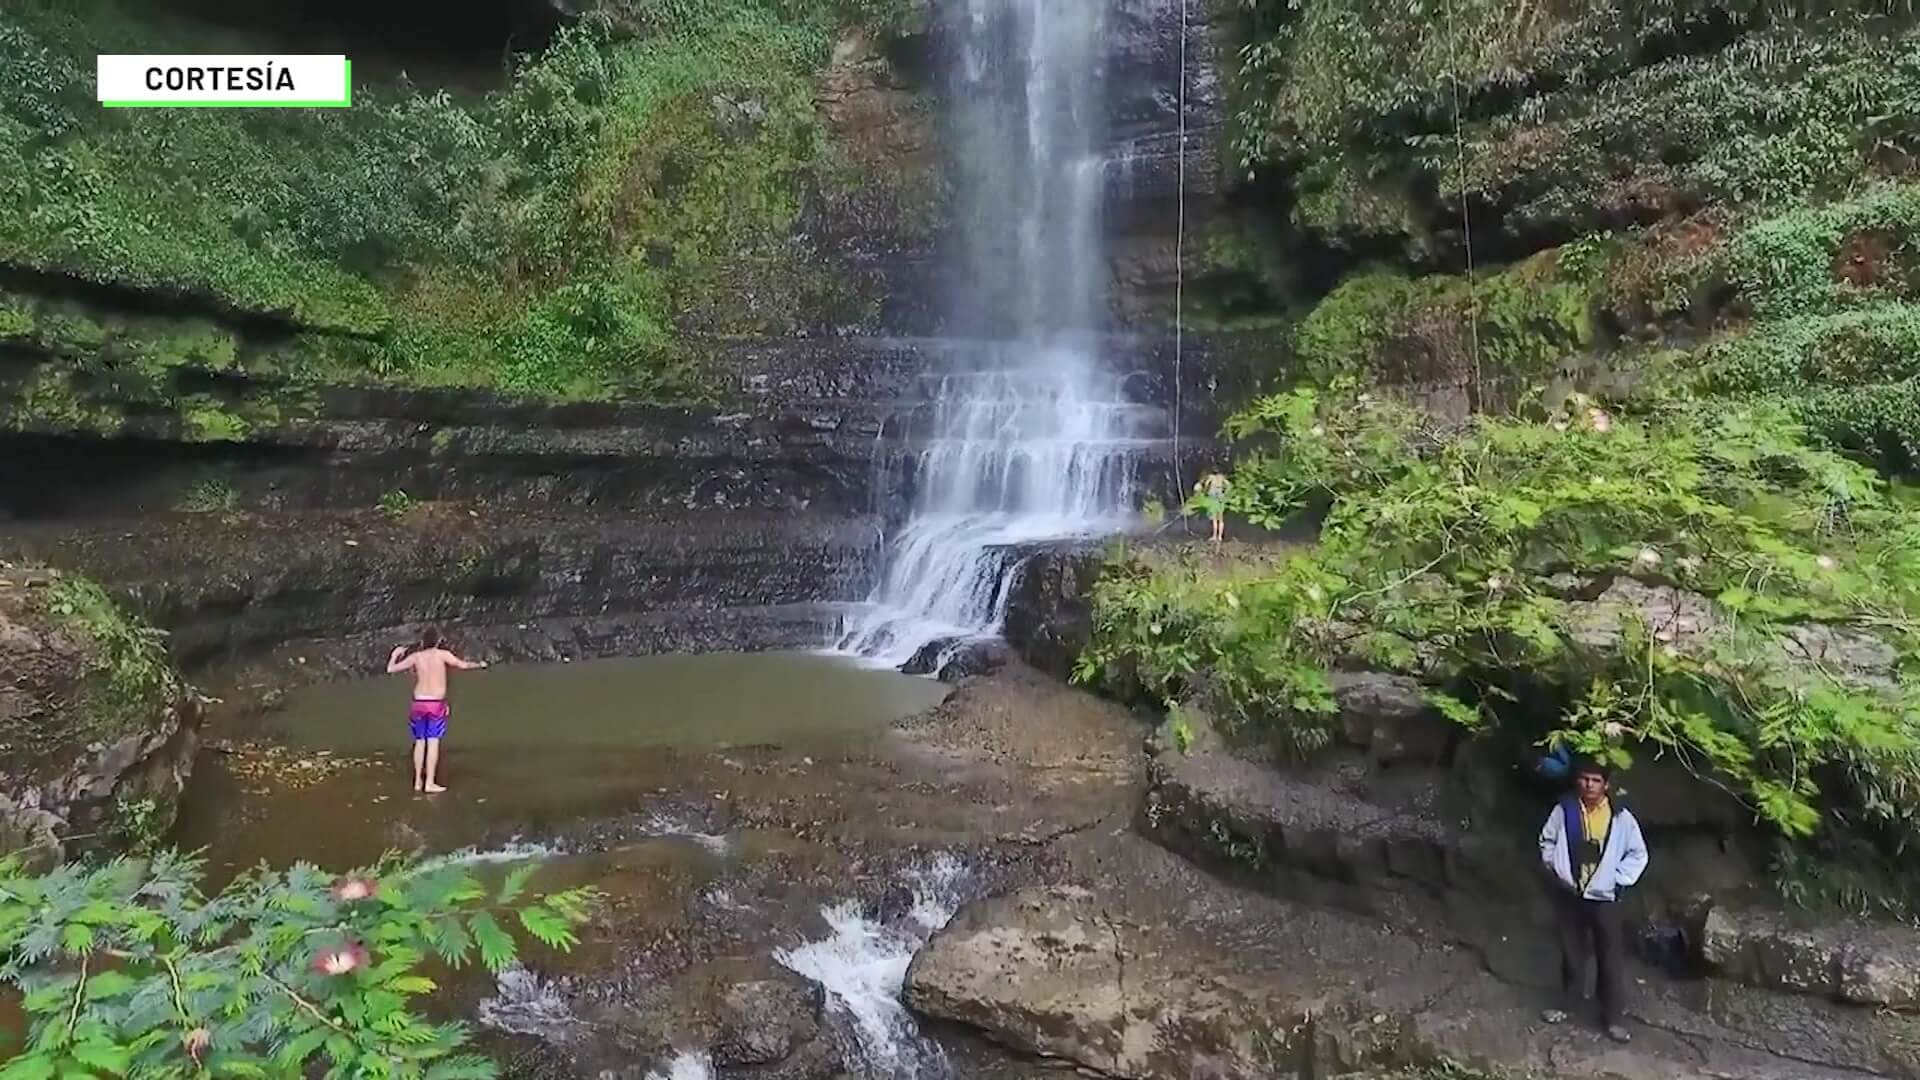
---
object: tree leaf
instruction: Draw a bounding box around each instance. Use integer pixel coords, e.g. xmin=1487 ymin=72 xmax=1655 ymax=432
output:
xmin=68 ymin=1041 xmax=131 ymax=1077
xmin=272 ymin=1026 xmax=330 ymax=1069
xmin=467 ymin=913 xmax=515 ymax=973
xmin=59 ymin=924 xmax=94 ymax=954
xmin=81 ymin=972 xmax=136 ymax=1002
xmin=518 ymin=906 xmax=577 ymax=952
xmin=425 ymin=1055 xmax=499 ymax=1080
xmin=0 ymin=1053 xmax=56 ymax=1080
xmin=495 ymin=864 xmax=537 ymax=907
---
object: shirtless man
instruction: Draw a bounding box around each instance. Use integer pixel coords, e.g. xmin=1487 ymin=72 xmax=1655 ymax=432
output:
xmin=1193 ymin=470 xmax=1231 ymax=546
xmin=385 ymin=626 xmax=487 ymax=794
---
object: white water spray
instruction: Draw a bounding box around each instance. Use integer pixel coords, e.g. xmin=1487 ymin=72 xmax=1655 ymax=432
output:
xmin=838 ymin=1 xmax=1159 ymax=668
xmin=774 ymin=855 xmax=972 ymax=1080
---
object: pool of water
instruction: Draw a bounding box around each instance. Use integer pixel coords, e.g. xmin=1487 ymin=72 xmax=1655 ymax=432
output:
xmin=173 ymin=651 xmax=949 ymax=876
xmin=263 ymin=651 xmax=950 ymax=752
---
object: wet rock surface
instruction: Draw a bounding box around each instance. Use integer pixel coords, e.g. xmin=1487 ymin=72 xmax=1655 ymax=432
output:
xmin=1000 ymin=542 xmax=1104 ymax=679
xmin=167 ymin=653 xmax=1920 ymax=1080
xmin=1125 ymin=709 xmax=1920 ymax=1076
xmin=0 ymin=562 xmax=199 ymax=867
xmin=9 ymin=507 xmax=879 ymax=673
xmin=906 ymin=884 xmax=1406 ymax=1078
xmin=1700 ymin=903 xmax=1920 ymax=1008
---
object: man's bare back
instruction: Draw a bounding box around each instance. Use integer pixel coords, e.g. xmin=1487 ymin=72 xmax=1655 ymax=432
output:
xmin=386 ymin=646 xmax=484 ymax=699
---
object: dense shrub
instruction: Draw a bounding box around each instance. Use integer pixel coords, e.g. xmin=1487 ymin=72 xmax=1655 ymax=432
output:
xmin=0 ymin=0 xmax=870 ymax=400
xmin=1081 ymin=384 xmax=1920 ymax=839
xmin=1228 ymin=0 xmax=1920 ymax=248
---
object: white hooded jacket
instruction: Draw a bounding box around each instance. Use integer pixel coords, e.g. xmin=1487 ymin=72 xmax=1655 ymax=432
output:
xmin=1538 ymin=797 xmax=1649 ymax=902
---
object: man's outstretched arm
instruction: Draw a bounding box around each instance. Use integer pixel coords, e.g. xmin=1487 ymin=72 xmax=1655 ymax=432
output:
xmin=445 ymin=653 xmax=489 ymax=670
xmin=386 ymin=646 xmax=416 ymax=674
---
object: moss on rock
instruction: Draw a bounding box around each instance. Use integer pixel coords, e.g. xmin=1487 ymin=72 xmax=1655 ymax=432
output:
xmin=0 ymin=0 xmax=941 ymax=404
xmin=0 ymin=565 xmax=197 ymax=866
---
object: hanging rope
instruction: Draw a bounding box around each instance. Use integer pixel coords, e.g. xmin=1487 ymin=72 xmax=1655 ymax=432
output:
xmin=1442 ymin=0 xmax=1485 ymax=410
xmin=1172 ymin=0 xmax=1190 ymax=530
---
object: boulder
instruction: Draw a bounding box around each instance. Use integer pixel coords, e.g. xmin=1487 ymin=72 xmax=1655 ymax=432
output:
xmin=1000 ymin=544 xmax=1104 ymax=679
xmin=712 ymin=978 xmax=834 ymax=1076
xmin=900 ymin=637 xmax=954 ymax=676
xmin=1331 ymin=672 xmax=1450 ymax=764
xmin=1778 ymin=623 xmax=1898 ymax=690
xmin=936 ymin=639 xmax=1011 ymax=683
xmin=1562 ymin=577 xmax=1899 ymax=691
xmin=1699 ymin=903 xmax=1920 ymax=1008
xmin=1564 ymin=578 xmax=1720 ymax=654
xmin=905 ymin=886 xmax=1411 ymax=1079
xmin=557 ymin=961 xmax=842 ymax=1080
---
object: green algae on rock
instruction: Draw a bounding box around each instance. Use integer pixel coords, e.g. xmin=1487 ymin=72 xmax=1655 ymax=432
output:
xmin=0 ymin=565 xmax=198 ymax=868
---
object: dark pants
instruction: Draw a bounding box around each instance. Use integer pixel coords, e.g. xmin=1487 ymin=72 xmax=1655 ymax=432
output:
xmin=1556 ymin=890 xmax=1626 ymax=1025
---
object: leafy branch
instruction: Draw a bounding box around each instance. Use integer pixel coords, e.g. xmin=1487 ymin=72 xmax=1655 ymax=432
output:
xmin=0 ymin=851 xmax=599 ymax=1080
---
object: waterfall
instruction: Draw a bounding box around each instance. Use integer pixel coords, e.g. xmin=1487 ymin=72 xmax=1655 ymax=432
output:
xmin=838 ymin=0 xmax=1157 ymax=669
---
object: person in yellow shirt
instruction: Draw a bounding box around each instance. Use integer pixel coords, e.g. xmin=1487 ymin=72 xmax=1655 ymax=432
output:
xmin=1537 ymin=759 xmax=1648 ymax=1043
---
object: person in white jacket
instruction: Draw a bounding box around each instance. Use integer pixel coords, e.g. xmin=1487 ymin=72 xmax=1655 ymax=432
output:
xmin=1537 ymin=758 xmax=1648 ymax=1042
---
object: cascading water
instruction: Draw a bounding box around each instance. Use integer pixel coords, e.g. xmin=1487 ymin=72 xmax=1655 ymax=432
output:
xmin=836 ymin=0 xmax=1160 ymax=669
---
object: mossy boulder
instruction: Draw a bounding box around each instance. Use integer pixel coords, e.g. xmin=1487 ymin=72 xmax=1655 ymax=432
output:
xmin=0 ymin=563 xmax=198 ymax=868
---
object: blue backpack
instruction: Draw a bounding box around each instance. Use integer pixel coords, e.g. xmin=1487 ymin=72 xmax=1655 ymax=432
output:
xmin=1536 ymin=743 xmax=1573 ymax=780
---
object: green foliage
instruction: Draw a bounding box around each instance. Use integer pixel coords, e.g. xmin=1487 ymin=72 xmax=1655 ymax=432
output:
xmin=44 ymin=577 xmax=180 ymax=736
xmin=0 ymin=0 xmax=867 ymax=401
xmin=108 ymin=798 xmax=163 ymax=855
xmin=1228 ymin=0 xmax=1920 ymax=248
xmin=1279 ymin=180 xmax=1920 ymax=468
xmin=174 ymin=477 xmax=238 ymax=515
xmin=1292 ymin=272 xmax=1425 ymax=383
xmin=1082 ymin=384 xmax=1920 ymax=839
xmin=378 ymin=491 xmax=417 ymax=519
xmin=0 ymin=851 xmax=598 ymax=1080
xmin=179 ymin=399 xmax=250 ymax=444
xmin=1167 ymin=701 xmax=1197 ymax=755
xmin=1633 ymin=183 xmax=1920 ymax=464
xmin=1287 ymin=253 xmax=1601 ymax=389
xmin=1718 ymin=183 xmax=1920 ymax=319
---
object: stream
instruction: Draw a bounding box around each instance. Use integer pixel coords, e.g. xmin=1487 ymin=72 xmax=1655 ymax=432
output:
xmin=173 ymin=652 xmax=1113 ymax=1079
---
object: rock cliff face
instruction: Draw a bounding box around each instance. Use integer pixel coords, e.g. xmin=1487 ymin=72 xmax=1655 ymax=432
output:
xmin=0 ymin=565 xmax=198 ymax=868
xmin=0 ymin=0 xmax=1242 ymax=698
xmin=1 ymin=326 xmax=1219 ymax=681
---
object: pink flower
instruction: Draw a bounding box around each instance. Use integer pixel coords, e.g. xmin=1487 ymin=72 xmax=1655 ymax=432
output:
xmin=183 ymin=1027 xmax=212 ymax=1064
xmin=312 ymin=942 xmax=369 ymax=977
xmin=1588 ymin=408 xmax=1614 ymax=433
xmin=330 ymin=876 xmax=378 ymax=903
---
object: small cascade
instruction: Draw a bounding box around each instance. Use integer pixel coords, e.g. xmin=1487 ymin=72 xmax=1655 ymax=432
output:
xmin=837 ymin=1 xmax=1159 ymax=669
xmin=645 ymin=1053 xmax=715 ymax=1080
xmin=838 ymin=344 xmax=1162 ymax=667
xmin=774 ymin=855 xmax=973 ymax=1080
